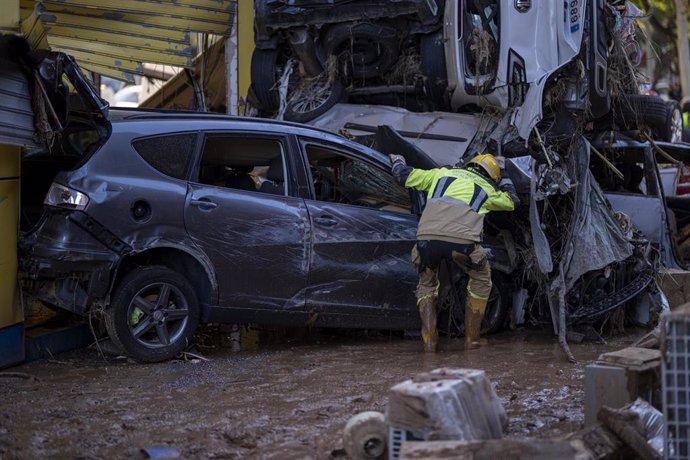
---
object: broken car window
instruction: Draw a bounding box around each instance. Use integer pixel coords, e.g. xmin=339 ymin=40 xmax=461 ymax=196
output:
xmin=303 ymin=143 xmax=410 ymax=212
xmin=132 ymin=133 xmax=196 ymax=180
xmin=196 ymin=135 xmax=286 ymax=196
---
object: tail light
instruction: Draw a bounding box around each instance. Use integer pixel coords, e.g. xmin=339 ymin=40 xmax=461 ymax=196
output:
xmin=677 ymin=166 xmax=690 ymax=196
xmin=44 ymin=183 xmax=90 ymax=210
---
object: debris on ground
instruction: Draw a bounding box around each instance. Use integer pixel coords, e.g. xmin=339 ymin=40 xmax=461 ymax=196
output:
xmin=584 ymin=346 xmax=661 ymax=426
xmin=386 ymin=368 xmax=506 ymax=442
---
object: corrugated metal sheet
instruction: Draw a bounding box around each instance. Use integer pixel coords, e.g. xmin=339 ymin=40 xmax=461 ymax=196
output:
xmin=19 ymin=0 xmax=236 ymax=82
xmin=0 ymin=60 xmax=35 ymax=147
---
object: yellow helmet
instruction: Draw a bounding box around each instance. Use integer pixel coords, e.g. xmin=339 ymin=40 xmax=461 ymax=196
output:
xmin=468 ymin=154 xmax=500 ymax=183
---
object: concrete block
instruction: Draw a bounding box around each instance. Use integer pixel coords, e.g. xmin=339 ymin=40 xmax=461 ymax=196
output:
xmin=584 ymin=347 xmax=662 ymax=426
xmin=387 ymin=368 xmax=506 ymax=442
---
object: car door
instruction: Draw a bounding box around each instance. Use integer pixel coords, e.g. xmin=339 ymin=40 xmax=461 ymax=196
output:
xmin=298 ymin=137 xmax=418 ymax=325
xmin=184 ymin=131 xmax=310 ymax=312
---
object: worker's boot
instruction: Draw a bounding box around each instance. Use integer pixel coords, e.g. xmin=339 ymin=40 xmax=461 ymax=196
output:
xmin=418 ymin=296 xmax=439 ymax=353
xmin=464 ymin=296 xmax=487 ymax=350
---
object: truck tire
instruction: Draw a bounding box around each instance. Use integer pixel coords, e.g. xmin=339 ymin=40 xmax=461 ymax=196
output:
xmin=612 ymin=94 xmax=675 ymax=141
xmin=284 ymin=77 xmax=346 ymax=123
xmin=324 ymin=22 xmax=399 ymax=80
xmin=250 ymin=48 xmax=281 ymax=112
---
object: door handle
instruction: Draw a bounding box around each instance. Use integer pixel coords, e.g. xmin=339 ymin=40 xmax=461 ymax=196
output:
xmin=314 ymin=215 xmax=337 ymax=226
xmin=190 ymin=198 xmax=218 ymax=210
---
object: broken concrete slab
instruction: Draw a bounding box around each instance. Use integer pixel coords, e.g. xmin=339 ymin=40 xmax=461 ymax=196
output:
xmin=597 ymin=347 xmax=661 ymax=372
xmin=584 ymin=347 xmax=661 ymax=426
xmin=398 ymin=439 xmax=589 ymax=459
xmin=387 ymin=368 xmax=506 ymax=442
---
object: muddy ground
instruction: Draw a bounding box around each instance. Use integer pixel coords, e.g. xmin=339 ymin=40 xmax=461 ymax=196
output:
xmin=0 ymin=326 xmax=645 ymax=459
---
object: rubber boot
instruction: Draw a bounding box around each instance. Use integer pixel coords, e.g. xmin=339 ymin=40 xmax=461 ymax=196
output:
xmin=418 ymin=296 xmax=439 ymax=353
xmin=464 ymin=296 xmax=487 ymax=349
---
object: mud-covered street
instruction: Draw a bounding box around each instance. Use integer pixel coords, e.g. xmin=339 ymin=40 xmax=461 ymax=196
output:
xmin=0 ymin=328 xmax=645 ymax=459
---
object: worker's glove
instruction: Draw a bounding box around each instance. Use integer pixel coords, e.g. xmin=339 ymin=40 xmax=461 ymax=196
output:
xmin=389 ymin=154 xmax=410 ymax=186
xmin=499 ymin=177 xmax=521 ymax=207
xmin=389 ymin=154 xmax=406 ymax=166
xmin=495 ymin=156 xmax=507 ymax=170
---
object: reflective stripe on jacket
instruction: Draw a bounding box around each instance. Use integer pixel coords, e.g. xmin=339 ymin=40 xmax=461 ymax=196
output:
xmin=405 ymin=167 xmax=515 ymax=243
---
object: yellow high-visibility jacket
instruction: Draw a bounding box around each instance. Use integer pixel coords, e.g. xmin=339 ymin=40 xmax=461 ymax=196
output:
xmin=404 ymin=167 xmax=516 ymax=244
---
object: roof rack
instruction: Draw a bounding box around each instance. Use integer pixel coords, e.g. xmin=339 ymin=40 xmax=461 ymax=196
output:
xmin=108 ymin=107 xmax=334 ymax=131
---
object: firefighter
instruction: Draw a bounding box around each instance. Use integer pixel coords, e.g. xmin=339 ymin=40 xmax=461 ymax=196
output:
xmin=390 ymin=153 xmax=519 ymax=352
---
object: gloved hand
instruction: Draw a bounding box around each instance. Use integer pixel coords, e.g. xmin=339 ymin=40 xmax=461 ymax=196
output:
xmin=389 ymin=154 xmax=409 ymax=185
xmin=499 ymin=176 xmax=520 ymax=207
xmin=499 ymin=177 xmax=514 ymax=190
xmin=389 ymin=154 xmax=406 ymax=165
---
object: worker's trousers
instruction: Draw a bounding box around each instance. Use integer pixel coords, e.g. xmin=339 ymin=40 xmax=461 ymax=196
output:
xmin=411 ymin=240 xmax=492 ymax=352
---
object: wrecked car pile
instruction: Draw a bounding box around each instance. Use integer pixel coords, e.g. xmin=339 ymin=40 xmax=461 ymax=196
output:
xmin=250 ymin=0 xmax=690 ymax=358
xmin=11 ymin=0 xmax=690 ymax=364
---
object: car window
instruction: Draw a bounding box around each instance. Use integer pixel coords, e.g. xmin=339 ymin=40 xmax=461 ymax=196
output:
xmin=132 ymin=133 xmax=196 ymax=180
xmin=195 ymin=135 xmax=287 ymax=196
xmin=303 ymin=142 xmax=410 ymax=212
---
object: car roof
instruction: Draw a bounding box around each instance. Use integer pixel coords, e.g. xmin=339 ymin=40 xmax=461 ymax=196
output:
xmin=109 ymin=107 xmax=342 ymax=137
xmin=107 ymin=108 xmax=389 ymax=161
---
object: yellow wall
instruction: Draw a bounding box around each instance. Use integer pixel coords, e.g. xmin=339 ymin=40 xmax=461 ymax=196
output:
xmin=0 ymin=146 xmax=21 ymax=328
xmin=237 ymin=0 xmax=254 ymax=114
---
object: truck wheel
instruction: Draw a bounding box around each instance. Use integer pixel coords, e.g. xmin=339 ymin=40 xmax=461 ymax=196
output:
xmin=284 ymin=76 xmax=346 ymax=123
xmin=612 ymin=94 xmax=676 ymax=141
xmin=105 ymin=266 xmax=199 ymax=363
xmin=250 ymin=48 xmax=281 ymax=112
xmin=324 ymin=22 xmax=399 ymax=80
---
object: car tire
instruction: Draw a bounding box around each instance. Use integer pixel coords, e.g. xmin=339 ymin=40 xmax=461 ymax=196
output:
xmin=284 ymin=77 xmax=347 ymax=123
xmin=438 ymin=272 xmax=509 ymax=336
xmin=324 ymin=22 xmax=399 ymax=80
xmin=250 ymin=48 xmax=281 ymax=112
xmin=612 ymin=94 xmax=676 ymax=141
xmin=105 ymin=266 xmax=199 ymax=363
xmin=420 ymin=30 xmax=449 ymax=110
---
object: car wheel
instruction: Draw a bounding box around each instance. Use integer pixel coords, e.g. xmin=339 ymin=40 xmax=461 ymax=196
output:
xmin=420 ymin=30 xmax=449 ymax=110
xmin=250 ymin=48 xmax=281 ymax=112
xmin=612 ymin=94 xmax=676 ymax=141
xmin=324 ymin=22 xmax=399 ymax=80
xmin=438 ymin=271 xmax=509 ymax=336
xmin=105 ymin=266 xmax=199 ymax=363
xmin=284 ymin=76 xmax=347 ymax=123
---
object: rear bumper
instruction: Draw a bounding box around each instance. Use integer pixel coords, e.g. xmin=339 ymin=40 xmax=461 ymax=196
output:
xmin=20 ymin=211 xmax=125 ymax=315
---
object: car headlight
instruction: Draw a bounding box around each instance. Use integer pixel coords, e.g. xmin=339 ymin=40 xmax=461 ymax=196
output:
xmin=44 ymin=183 xmax=90 ymax=210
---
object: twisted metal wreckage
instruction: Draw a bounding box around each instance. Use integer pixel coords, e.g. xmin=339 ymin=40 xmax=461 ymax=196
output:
xmin=5 ymin=1 xmax=690 ymax=362
xmin=255 ymin=0 xmax=690 ymax=360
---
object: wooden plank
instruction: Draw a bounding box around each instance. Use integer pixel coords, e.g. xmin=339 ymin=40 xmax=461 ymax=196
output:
xmin=400 ymin=439 xmax=589 ymax=459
